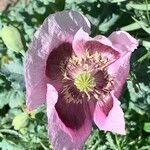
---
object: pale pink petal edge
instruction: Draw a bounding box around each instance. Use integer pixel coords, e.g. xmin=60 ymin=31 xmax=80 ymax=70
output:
xmin=94 ymin=92 xmax=126 ymax=135
xmin=109 ymin=31 xmax=139 ymax=53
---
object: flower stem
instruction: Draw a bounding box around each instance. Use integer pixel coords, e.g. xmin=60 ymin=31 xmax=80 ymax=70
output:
xmin=115 ymin=135 xmax=122 ymax=150
xmin=145 ymin=0 xmax=150 ymax=25
xmin=0 ymin=129 xmax=24 ymax=139
xmin=39 ymin=141 xmax=49 ymax=150
xmin=20 ymin=49 xmax=26 ymax=57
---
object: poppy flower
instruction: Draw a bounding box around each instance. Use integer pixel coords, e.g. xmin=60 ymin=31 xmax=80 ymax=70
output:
xmin=25 ymin=10 xmax=138 ymax=150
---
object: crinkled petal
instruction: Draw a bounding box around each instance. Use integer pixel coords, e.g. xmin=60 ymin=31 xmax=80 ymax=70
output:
xmin=73 ymin=28 xmax=120 ymax=62
xmin=25 ymin=11 xmax=91 ymax=110
xmin=94 ymin=92 xmax=125 ymax=135
xmin=46 ymin=84 xmax=94 ymax=150
xmin=109 ymin=31 xmax=138 ymax=54
xmin=108 ymin=52 xmax=131 ymax=98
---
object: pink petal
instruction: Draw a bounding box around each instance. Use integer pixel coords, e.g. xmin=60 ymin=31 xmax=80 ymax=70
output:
xmin=109 ymin=31 xmax=138 ymax=54
xmin=46 ymin=84 xmax=94 ymax=150
xmin=25 ymin=11 xmax=91 ymax=110
xmin=73 ymin=28 xmax=120 ymax=62
xmin=94 ymin=92 xmax=125 ymax=135
xmin=72 ymin=28 xmax=91 ymax=56
xmin=108 ymin=52 xmax=131 ymax=98
xmin=93 ymin=31 xmax=138 ymax=134
xmin=107 ymin=31 xmax=138 ymax=99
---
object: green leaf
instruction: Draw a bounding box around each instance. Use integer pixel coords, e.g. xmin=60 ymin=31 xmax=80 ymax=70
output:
xmin=110 ymin=0 xmax=126 ymax=3
xmin=137 ymin=52 xmax=150 ymax=63
xmin=141 ymin=40 xmax=150 ymax=49
xmin=9 ymin=90 xmax=24 ymax=108
xmin=99 ymin=14 xmax=119 ymax=33
xmin=121 ymin=21 xmax=145 ymax=31
xmin=143 ymin=122 xmax=150 ymax=132
xmin=106 ymin=133 xmax=117 ymax=150
xmin=0 ymin=90 xmax=10 ymax=109
xmin=132 ymin=17 xmax=150 ymax=34
xmin=0 ymin=59 xmax=25 ymax=91
xmin=127 ymin=81 xmax=150 ymax=114
xmin=0 ymin=139 xmax=25 ymax=150
xmin=0 ymin=89 xmax=24 ymax=109
xmin=127 ymin=3 xmax=150 ymax=11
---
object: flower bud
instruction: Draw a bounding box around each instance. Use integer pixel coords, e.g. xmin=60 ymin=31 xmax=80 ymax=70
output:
xmin=1 ymin=25 xmax=25 ymax=55
xmin=12 ymin=113 xmax=28 ymax=130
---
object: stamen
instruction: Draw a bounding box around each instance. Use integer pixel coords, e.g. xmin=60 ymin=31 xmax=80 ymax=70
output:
xmin=61 ymin=51 xmax=113 ymax=104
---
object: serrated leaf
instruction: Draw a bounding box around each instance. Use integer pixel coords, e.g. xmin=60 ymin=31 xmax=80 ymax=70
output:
xmin=127 ymin=81 xmax=150 ymax=114
xmin=129 ymin=102 xmax=145 ymax=115
xmin=0 ymin=90 xmax=24 ymax=109
xmin=9 ymin=91 xmax=24 ymax=108
xmin=0 ymin=90 xmax=10 ymax=109
xmin=106 ymin=133 xmax=117 ymax=150
xmin=0 ymin=139 xmax=25 ymax=150
xmin=0 ymin=59 xmax=25 ymax=91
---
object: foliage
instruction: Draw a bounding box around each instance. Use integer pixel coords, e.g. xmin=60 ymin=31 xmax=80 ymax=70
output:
xmin=0 ymin=0 xmax=150 ymax=149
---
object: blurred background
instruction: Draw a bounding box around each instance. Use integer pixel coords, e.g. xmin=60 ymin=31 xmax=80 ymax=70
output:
xmin=0 ymin=0 xmax=150 ymax=149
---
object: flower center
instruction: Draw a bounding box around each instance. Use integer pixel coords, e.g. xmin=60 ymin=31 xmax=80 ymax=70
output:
xmin=74 ymin=72 xmax=96 ymax=93
xmin=61 ymin=51 xmax=113 ymax=104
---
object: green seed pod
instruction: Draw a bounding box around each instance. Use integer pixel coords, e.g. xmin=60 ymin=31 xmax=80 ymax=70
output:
xmin=0 ymin=25 xmax=25 ymax=55
xmin=12 ymin=113 xmax=28 ymax=130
